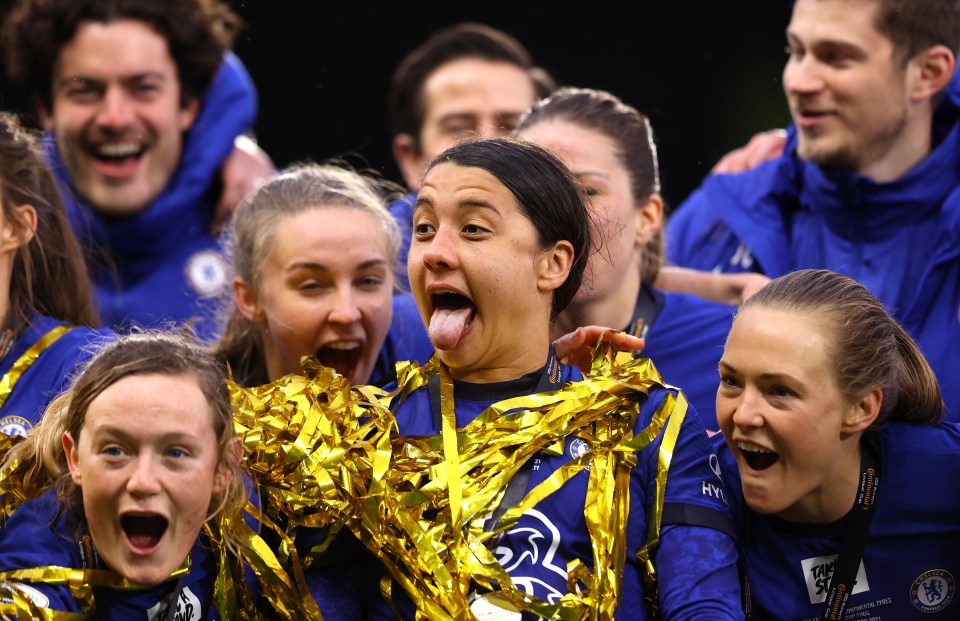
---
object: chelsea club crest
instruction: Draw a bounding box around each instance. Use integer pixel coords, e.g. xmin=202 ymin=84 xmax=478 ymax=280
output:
xmin=911 ymin=569 xmax=956 ymax=613
xmin=0 ymin=415 xmax=31 ymax=437
xmin=569 ymin=438 xmax=589 ymax=460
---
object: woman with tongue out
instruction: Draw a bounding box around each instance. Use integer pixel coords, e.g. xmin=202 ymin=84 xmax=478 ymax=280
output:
xmin=715 ymin=269 xmax=960 ymax=620
xmin=370 ymin=137 xmax=742 ymax=620
xmin=0 ymin=333 xmax=264 ymax=619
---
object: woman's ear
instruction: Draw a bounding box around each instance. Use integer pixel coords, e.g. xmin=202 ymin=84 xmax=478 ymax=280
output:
xmin=842 ymin=387 xmax=882 ymax=433
xmin=634 ymin=194 xmax=664 ymax=247
xmin=537 ymin=240 xmax=574 ymax=293
xmin=0 ymin=204 xmax=37 ymax=253
xmin=234 ymin=277 xmax=264 ymax=323
xmin=63 ymin=431 xmax=82 ymax=485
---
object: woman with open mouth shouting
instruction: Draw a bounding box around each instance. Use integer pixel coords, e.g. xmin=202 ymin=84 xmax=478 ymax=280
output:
xmin=0 ymin=333 xmax=269 ymax=618
xmin=359 ymin=137 xmax=742 ymax=619
xmin=215 ymin=162 xmax=433 ymax=390
xmin=715 ymin=269 xmax=960 ymax=620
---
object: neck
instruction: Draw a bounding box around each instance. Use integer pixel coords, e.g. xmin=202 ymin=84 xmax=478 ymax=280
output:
xmin=552 ymin=275 xmax=641 ymax=340
xmin=445 ymin=335 xmax=552 ymax=384
xmin=857 ymin=110 xmax=934 ymax=183
xmin=779 ymin=435 xmax=864 ymax=524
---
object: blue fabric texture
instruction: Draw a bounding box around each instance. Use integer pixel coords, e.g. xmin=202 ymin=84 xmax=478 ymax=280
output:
xmin=641 ymin=290 xmax=735 ymax=430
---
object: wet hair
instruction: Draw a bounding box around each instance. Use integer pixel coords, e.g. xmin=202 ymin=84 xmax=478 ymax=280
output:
xmin=1 ymin=0 xmax=241 ymax=110
xmin=741 ymin=269 xmax=945 ymax=425
xmin=870 ymin=0 xmax=960 ymax=64
xmin=423 ymin=137 xmax=591 ymax=320
xmin=4 ymin=332 xmax=246 ymax=540
xmin=388 ymin=22 xmax=556 ymax=153
xmin=0 ymin=111 xmax=97 ymax=333
xmin=517 ymin=87 xmax=664 ymax=283
xmin=215 ymin=162 xmax=400 ymax=386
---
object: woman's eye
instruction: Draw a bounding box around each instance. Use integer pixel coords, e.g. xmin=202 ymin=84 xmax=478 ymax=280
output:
xmin=166 ymin=448 xmax=186 ymax=459
xmin=718 ymin=374 xmax=738 ymax=388
xmin=357 ymin=276 xmax=384 ymax=288
xmin=770 ymin=385 xmax=795 ymax=398
xmin=414 ymin=222 xmax=435 ymax=236
xmin=463 ymin=224 xmax=488 ymax=235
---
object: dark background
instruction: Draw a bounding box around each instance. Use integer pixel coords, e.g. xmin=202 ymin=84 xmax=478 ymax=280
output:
xmin=0 ymin=1 xmax=795 ymax=210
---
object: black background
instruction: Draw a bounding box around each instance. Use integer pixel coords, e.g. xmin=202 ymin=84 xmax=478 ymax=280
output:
xmin=0 ymin=1 xmax=795 ymax=209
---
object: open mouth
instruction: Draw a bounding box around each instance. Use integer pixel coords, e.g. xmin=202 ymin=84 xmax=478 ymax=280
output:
xmin=120 ymin=513 xmax=168 ymax=553
xmin=315 ymin=341 xmax=361 ymax=379
xmin=428 ymin=291 xmax=476 ymax=351
xmin=90 ymin=142 xmax=147 ymax=174
xmin=737 ymin=442 xmax=779 ymax=471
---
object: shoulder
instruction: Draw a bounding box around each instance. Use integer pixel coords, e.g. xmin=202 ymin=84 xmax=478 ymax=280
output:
xmin=0 ymin=493 xmax=75 ymax=570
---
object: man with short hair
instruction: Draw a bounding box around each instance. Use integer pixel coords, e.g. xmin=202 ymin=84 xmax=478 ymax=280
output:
xmin=386 ymin=23 xmax=555 ymax=290
xmin=1 ymin=0 xmax=268 ymax=337
xmin=667 ymin=0 xmax=960 ymax=416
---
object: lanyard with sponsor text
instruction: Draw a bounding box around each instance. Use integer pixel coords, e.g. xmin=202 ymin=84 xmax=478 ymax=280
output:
xmin=819 ymin=432 xmax=880 ymax=620
xmin=428 ymin=349 xmax=563 ymax=535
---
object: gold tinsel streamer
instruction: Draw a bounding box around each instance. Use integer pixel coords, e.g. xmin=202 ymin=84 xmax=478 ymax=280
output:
xmin=233 ymin=342 xmax=686 ymax=620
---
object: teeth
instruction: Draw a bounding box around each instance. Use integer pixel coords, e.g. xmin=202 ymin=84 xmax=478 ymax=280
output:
xmin=323 ymin=342 xmax=359 ymax=351
xmin=95 ymin=143 xmax=142 ymax=157
xmin=737 ymin=442 xmax=772 ymax=454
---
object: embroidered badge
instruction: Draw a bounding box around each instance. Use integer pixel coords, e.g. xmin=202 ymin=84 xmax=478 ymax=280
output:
xmin=0 ymin=415 xmax=31 ymax=437
xmin=911 ymin=569 xmax=955 ymax=613
xmin=184 ymin=249 xmax=228 ymax=297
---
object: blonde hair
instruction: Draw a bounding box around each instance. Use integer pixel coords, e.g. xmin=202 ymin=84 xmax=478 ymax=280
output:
xmin=214 ymin=162 xmax=401 ymax=386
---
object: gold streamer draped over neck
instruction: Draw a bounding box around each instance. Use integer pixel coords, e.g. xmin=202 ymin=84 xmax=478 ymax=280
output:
xmin=233 ymin=342 xmax=687 ymax=620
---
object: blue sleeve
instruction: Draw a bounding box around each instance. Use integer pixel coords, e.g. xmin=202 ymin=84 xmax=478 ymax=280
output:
xmin=664 ymin=188 xmax=710 ymax=268
xmin=0 ymin=499 xmax=81 ymax=614
xmin=655 ymin=525 xmax=743 ymax=620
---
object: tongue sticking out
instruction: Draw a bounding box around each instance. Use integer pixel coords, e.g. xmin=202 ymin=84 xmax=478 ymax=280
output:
xmin=429 ymin=306 xmax=473 ymax=350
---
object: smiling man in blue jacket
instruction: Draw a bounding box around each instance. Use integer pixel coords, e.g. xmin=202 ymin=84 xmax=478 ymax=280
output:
xmin=667 ymin=0 xmax=960 ymax=418
xmin=1 ymin=0 xmax=268 ymax=339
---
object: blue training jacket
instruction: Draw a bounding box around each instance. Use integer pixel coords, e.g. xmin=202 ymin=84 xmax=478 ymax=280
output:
xmin=45 ymin=53 xmax=258 ymax=340
xmin=667 ymin=83 xmax=960 ymax=420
